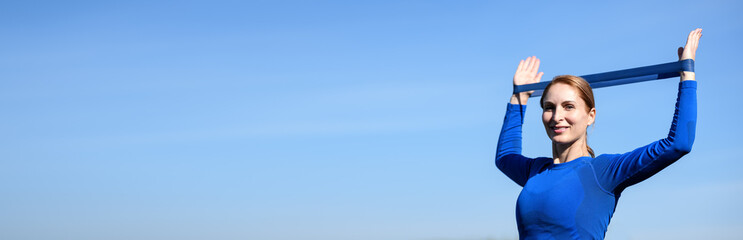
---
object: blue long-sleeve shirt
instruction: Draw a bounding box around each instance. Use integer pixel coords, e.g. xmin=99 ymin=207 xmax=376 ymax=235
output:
xmin=495 ymin=80 xmax=697 ymax=240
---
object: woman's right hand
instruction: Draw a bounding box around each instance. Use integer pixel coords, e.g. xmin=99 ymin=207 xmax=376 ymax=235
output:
xmin=511 ymin=56 xmax=544 ymax=104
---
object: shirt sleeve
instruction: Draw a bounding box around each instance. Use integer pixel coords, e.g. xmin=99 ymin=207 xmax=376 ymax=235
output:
xmin=592 ymin=80 xmax=697 ymax=193
xmin=495 ymin=103 xmax=546 ymax=187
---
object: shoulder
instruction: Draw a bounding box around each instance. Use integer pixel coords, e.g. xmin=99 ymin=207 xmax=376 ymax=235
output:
xmin=532 ymin=157 xmax=553 ymax=172
xmin=533 ymin=157 xmax=553 ymax=165
xmin=590 ymin=153 xmax=621 ymax=161
xmin=587 ymin=153 xmax=622 ymax=171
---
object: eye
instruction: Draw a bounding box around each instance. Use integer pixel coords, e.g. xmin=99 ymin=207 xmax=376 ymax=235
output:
xmin=565 ymin=104 xmax=575 ymax=110
xmin=543 ymin=104 xmax=555 ymax=111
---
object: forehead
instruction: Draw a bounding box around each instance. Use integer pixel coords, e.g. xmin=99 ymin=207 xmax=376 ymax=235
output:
xmin=543 ymin=83 xmax=580 ymax=103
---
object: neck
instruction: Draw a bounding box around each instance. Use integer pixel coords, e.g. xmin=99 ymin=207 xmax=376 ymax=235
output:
xmin=552 ymin=137 xmax=590 ymax=164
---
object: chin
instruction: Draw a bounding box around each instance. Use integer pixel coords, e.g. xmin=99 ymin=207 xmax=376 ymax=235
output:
xmin=549 ymin=136 xmax=572 ymax=145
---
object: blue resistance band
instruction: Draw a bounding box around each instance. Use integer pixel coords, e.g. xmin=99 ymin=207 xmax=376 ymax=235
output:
xmin=513 ymin=59 xmax=695 ymax=97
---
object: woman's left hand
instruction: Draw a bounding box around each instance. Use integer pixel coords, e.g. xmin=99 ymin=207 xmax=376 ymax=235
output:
xmin=678 ymin=28 xmax=702 ymax=61
xmin=678 ymin=28 xmax=702 ymax=81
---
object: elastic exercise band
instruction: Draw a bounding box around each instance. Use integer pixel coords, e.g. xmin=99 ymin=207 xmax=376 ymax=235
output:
xmin=514 ymin=59 xmax=695 ymax=97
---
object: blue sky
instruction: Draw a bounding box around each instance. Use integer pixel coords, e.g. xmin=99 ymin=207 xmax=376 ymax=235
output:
xmin=1 ymin=1 xmax=742 ymax=239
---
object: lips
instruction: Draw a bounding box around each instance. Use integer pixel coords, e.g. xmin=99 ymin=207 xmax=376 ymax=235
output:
xmin=551 ymin=126 xmax=569 ymax=134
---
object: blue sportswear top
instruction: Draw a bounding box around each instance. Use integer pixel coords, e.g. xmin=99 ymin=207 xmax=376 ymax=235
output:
xmin=495 ymin=80 xmax=697 ymax=240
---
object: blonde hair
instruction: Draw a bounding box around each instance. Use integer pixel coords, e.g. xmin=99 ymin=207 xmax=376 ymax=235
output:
xmin=540 ymin=75 xmax=596 ymax=157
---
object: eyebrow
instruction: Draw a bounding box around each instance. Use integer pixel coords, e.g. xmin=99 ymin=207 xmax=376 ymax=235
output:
xmin=543 ymin=100 xmax=577 ymax=105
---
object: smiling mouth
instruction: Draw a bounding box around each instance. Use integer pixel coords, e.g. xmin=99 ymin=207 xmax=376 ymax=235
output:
xmin=551 ymin=126 xmax=569 ymax=133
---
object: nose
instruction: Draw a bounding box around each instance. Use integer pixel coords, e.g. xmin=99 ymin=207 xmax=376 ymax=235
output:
xmin=552 ymin=107 xmax=565 ymax=123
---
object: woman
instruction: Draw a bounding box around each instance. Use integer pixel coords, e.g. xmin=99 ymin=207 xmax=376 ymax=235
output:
xmin=495 ymin=28 xmax=702 ymax=239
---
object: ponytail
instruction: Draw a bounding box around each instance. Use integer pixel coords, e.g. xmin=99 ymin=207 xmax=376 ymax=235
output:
xmin=587 ymin=143 xmax=595 ymax=158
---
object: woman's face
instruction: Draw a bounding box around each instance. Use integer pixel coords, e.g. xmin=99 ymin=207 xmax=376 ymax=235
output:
xmin=541 ymin=83 xmax=596 ymax=146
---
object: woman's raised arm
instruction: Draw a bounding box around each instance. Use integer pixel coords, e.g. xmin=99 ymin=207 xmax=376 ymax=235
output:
xmin=496 ymin=57 xmax=550 ymax=186
xmin=592 ymin=28 xmax=701 ymax=193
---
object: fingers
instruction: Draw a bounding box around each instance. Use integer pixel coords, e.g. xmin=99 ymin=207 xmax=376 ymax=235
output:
xmin=693 ymin=28 xmax=702 ymax=50
xmin=513 ymin=56 xmax=543 ymax=86
xmin=530 ymin=57 xmax=541 ymax=73
xmin=689 ymin=29 xmax=699 ymax=49
xmin=519 ymin=56 xmax=532 ymax=72
xmin=517 ymin=56 xmax=539 ymax=73
xmin=685 ymin=28 xmax=702 ymax=50
xmin=526 ymin=56 xmax=535 ymax=72
xmin=517 ymin=59 xmax=525 ymax=72
xmin=686 ymin=30 xmax=695 ymax=46
xmin=680 ymin=28 xmax=703 ymax=60
xmin=536 ymin=72 xmax=544 ymax=83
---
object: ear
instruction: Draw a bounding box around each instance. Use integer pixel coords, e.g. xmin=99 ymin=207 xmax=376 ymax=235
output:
xmin=587 ymin=108 xmax=596 ymax=126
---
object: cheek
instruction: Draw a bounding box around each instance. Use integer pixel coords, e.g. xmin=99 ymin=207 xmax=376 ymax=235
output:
xmin=566 ymin=112 xmax=588 ymax=126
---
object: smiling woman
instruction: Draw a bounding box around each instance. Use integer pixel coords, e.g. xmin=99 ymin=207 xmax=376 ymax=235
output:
xmin=494 ymin=28 xmax=702 ymax=239
xmin=540 ymin=75 xmax=596 ymax=161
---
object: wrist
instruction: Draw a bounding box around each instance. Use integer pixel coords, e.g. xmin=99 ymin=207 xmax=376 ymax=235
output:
xmin=681 ymin=71 xmax=696 ymax=81
xmin=510 ymin=93 xmax=531 ymax=105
